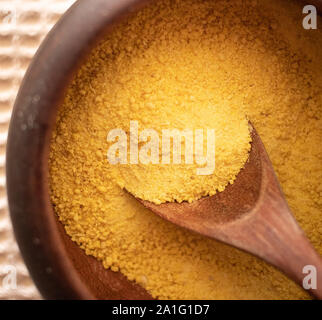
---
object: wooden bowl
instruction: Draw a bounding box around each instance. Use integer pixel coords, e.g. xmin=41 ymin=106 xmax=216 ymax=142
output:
xmin=6 ymin=0 xmax=322 ymax=300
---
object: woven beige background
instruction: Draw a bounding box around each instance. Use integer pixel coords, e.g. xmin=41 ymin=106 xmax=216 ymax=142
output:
xmin=0 ymin=0 xmax=76 ymax=300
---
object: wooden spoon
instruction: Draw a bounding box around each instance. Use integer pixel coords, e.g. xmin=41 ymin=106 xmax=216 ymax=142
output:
xmin=134 ymin=123 xmax=322 ymax=299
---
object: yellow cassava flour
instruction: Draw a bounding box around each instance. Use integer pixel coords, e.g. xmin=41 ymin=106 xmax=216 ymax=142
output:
xmin=49 ymin=0 xmax=322 ymax=299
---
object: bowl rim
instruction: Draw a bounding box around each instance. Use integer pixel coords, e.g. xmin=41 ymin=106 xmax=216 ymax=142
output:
xmin=6 ymin=0 xmax=149 ymax=299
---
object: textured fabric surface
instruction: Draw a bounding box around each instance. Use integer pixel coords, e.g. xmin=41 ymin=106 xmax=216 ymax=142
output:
xmin=0 ymin=0 xmax=75 ymax=300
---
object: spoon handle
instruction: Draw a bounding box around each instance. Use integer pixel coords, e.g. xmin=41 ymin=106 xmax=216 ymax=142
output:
xmin=245 ymin=195 xmax=322 ymax=300
xmin=216 ymin=188 xmax=322 ymax=299
xmin=241 ymin=128 xmax=322 ymax=299
xmin=215 ymin=133 xmax=322 ymax=299
xmin=218 ymin=158 xmax=322 ymax=299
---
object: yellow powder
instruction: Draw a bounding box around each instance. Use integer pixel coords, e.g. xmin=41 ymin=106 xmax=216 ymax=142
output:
xmin=49 ymin=0 xmax=322 ymax=299
xmin=109 ymin=104 xmax=251 ymax=204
